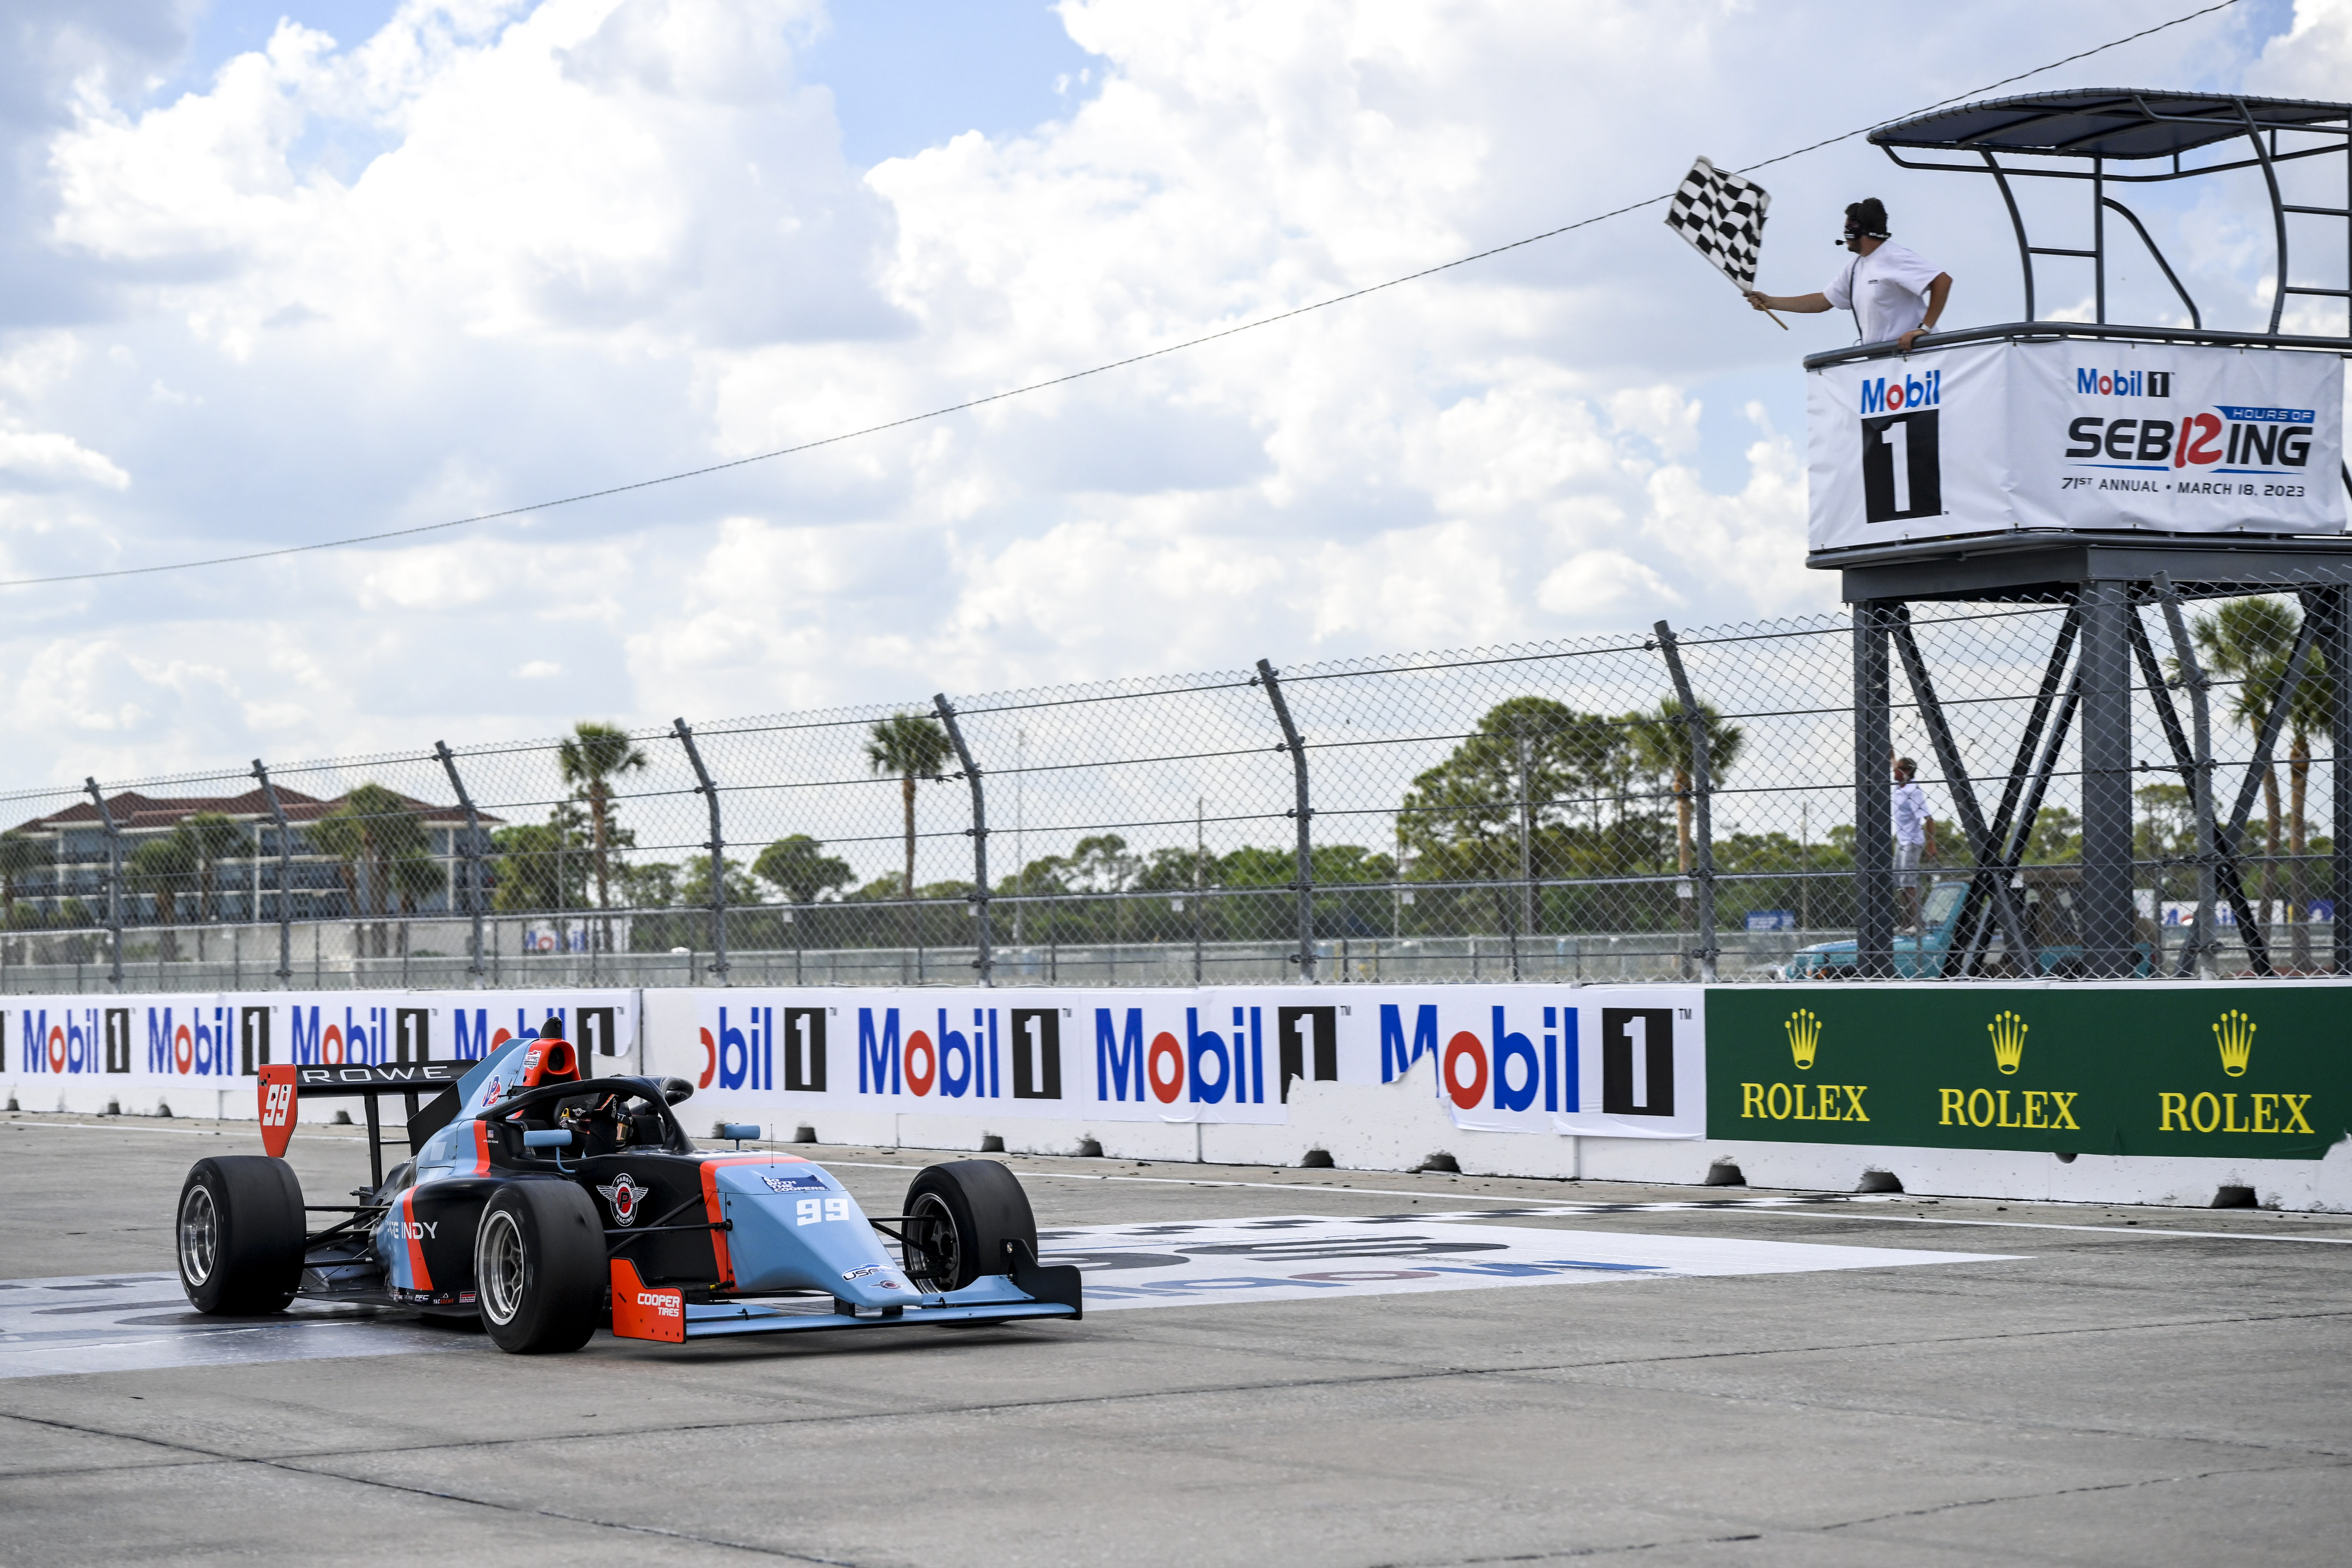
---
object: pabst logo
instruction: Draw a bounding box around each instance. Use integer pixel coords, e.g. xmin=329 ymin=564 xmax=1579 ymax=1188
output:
xmin=597 ymin=1173 xmax=652 ymax=1226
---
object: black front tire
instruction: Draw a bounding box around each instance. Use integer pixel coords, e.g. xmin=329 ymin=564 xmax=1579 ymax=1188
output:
xmin=178 ymin=1157 xmax=305 ymax=1315
xmin=901 ymin=1160 xmax=1039 ymax=1292
xmin=475 ymin=1181 xmax=606 ymax=1353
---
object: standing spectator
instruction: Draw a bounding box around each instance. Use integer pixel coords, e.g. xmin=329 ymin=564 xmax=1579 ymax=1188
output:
xmin=1892 ymin=757 xmax=1937 ymax=930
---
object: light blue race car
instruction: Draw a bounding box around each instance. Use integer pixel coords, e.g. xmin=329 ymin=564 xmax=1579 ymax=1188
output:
xmin=176 ymin=1025 xmax=1081 ymax=1353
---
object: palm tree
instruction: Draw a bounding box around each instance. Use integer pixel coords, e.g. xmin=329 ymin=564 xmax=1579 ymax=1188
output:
xmin=1628 ymin=698 xmax=1747 ymax=883
xmin=175 ymin=813 xmax=246 ymax=925
xmin=866 ymin=713 xmax=953 ymax=943
xmin=557 ymin=722 xmax=649 ymax=950
xmin=128 ymin=834 xmax=193 ymax=957
xmin=312 ymin=784 xmax=431 ymax=958
xmin=2190 ymin=597 xmax=2332 ymax=966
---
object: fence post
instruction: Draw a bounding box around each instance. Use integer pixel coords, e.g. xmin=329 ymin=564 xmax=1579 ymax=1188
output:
xmin=1655 ymin=623 xmax=1717 ymax=985
xmin=1255 ymin=659 xmax=1316 ymax=983
xmin=2152 ymin=575 xmax=2218 ymax=979
xmin=251 ymin=760 xmax=298 ymax=988
xmin=933 ymin=694 xmax=992 ymax=986
xmin=1853 ymin=602 xmax=1895 ymax=977
xmin=432 ymin=742 xmax=488 ymax=987
xmin=84 ymin=779 xmax=124 ymax=993
xmin=672 ymin=719 xmax=730 ymax=986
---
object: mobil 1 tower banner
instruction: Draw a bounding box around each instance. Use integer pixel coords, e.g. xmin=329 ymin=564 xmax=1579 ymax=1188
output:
xmin=673 ymin=985 xmax=1705 ymax=1141
xmin=1807 ymin=338 xmax=2345 ymax=554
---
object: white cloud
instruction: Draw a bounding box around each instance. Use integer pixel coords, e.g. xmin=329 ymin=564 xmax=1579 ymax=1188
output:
xmin=0 ymin=422 xmax=129 ymax=491
xmin=0 ymin=0 xmax=2303 ymax=790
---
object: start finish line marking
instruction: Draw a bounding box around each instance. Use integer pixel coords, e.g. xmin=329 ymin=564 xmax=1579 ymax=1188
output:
xmin=0 ymin=1222 xmax=2012 ymax=1377
xmin=1040 ymin=1216 xmax=2018 ymax=1311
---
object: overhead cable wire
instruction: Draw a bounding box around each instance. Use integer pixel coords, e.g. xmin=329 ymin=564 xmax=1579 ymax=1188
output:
xmin=0 ymin=0 xmax=2248 ymax=590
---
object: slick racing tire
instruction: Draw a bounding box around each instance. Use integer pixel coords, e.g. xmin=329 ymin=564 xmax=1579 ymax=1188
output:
xmin=178 ymin=1156 xmax=305 ymax=1315
xmin=900 ymin=1160 xmax=1040 ymax=1292
xmin=475 ymin=1181 xmax=606 ymax=1354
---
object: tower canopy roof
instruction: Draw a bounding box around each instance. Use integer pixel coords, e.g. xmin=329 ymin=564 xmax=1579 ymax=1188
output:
xmin=1870 ymin=89 xmax=2348 ymax=161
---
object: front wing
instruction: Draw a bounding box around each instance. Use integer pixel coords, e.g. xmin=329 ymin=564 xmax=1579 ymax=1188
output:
xmin=610 ymin=1249 xmax=1082 ymax=1343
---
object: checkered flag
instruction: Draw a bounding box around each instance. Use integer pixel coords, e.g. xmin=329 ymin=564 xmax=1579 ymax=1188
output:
xmin=1666 ymin=157 xmax=1783 ymax=326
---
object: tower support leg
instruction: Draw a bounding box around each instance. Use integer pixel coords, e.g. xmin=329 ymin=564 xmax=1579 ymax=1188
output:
xmin=2079 ymin=581 xmax=2138 ymax=976
xmin=1853 ymin=600 xmax=1894 ymax=976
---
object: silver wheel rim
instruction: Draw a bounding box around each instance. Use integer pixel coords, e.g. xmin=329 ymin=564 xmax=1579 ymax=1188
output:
xmin=902 ymin=1192 xmax=960 ymax=1292
xmin=179 ymin=1183 xmax=219 ymax=1287
xmin=478 ymin=1209 xmax=527 ymax=1325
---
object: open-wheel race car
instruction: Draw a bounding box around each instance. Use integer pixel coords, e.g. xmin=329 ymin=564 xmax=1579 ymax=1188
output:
xmin=174 ymin=1023 xmax=1081 ymax=1352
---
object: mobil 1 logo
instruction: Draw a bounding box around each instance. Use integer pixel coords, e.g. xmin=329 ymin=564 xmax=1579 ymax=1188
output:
xmin=1601 ymin=1008 xmax=1674 ymax=1117
xmin=393 ymin=1008 xmax=431 ymax=1063
xmin=104 ymin=1009 xmax=132 ymax=1075
xmin=1858 ymin=368 xmax=1942 ymax=524
xmin=241 ymin=1007 xmax=271 ymax=1074
xmin=783 ymin=1007 xmax=826 ymax=1092
xmin=1277 ymin=1006 xmax=1336 ymax=1103
xmin=575 ymin=1006 xmax=618 ymax=1058
xmin=1011 ymin=1009 xmax=1062 ymax=1099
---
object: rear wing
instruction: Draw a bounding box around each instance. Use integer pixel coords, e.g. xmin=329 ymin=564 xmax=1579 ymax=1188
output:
xmin=256 ymin=1062 xmax=468 ymax=1189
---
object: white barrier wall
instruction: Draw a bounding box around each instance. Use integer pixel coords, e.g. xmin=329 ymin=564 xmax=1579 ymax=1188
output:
xmin=8 ymin=982 xmax=2348 ymax=1210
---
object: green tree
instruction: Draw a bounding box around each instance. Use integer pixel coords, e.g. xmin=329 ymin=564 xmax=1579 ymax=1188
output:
xmin=1400 ymin=698 xmax=1623 ymax=867
xmin=865 ymin=713 xmax=955 ymax=940
xmin=613 ymin=860 xmax=679 ymax=909
xmin=313 ymin=785 xmax=432 ymax=956
xmin=490 ymin=804 xmax=593 ymax=913
xmin=753 ymin=835 xmax=853 ymax=905
xmin=0 ymin=833 xmax=41 ymax=930
xmin=679 ymin=856 xmax=759 ymax=909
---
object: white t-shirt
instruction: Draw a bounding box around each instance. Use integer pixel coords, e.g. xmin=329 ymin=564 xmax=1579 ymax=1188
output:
xmin=1826 ymin=241 xmax=1944 ymax=345
xmin=1891 ymin=780 xmax=1931 ymax=847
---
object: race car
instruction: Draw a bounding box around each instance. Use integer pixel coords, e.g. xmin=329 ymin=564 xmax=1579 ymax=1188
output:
xmin=173 ymin=1023 xmax=1080 ymax=1352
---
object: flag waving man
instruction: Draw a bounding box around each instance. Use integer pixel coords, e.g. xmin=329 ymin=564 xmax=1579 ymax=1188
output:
xmin=1746 ymin=198 xmax=1952 ymax=351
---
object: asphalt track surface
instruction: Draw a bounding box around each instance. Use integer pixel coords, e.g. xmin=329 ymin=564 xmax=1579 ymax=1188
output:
xmin=4 ymin=1111 xmax=2349 ymax=1566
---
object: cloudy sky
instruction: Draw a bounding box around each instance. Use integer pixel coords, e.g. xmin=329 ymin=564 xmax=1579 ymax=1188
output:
xmin=1 ymin=0 xmax=2345 ymax=784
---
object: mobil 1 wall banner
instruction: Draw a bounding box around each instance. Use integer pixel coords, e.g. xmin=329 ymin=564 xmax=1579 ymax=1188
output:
xmin=1 ymin=990 xmax=640 ymax=1115
xmin=1707 ymin=985 xmax=2351 ymax=1160
xmin=1807 ymin=339 xmax=2346 ymax=552
xmin=674 ymin=985 xmax=1706 ymax=1140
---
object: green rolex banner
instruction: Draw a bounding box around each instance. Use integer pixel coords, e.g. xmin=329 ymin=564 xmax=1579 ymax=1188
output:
xmin=1707 ymin=986 xmax=2352 ymax=1160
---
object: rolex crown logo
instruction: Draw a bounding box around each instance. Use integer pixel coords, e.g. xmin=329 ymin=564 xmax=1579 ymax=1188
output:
xmin=1987 ymin=1010 xmax=2026 ymax=1075
xmin=2213 ymin=1009 xmax=2254 ymax=1078
xmin=1785 ymin=1009 xmax=1821 ymax=1070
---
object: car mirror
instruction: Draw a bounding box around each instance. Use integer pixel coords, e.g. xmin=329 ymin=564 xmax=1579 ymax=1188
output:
xmin=522 ymin=1129 xmax=573 ymax=1149
xmin=660 ymin=1077 xmax=694 ymax=1106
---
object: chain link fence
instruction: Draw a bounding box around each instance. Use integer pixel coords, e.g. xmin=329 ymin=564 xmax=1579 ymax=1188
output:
xmin=0 ymin=584 xmax=2338 ymax=993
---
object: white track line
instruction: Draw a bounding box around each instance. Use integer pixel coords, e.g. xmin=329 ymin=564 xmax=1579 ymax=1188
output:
xmin=14 ymin=1130 xmax=2345 ymax=1245
xmin=1722 ymin=1207 xmax=2352 ymax=1245
xmin=822 ymin=1161 xmax=2352 ymax=1245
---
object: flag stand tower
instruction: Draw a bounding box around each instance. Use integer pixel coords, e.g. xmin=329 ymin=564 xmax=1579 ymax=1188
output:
xmin=1804 ymin=90 xmax=2352 ymax=980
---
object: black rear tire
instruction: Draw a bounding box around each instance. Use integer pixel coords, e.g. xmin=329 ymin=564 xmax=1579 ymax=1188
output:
xmin=178 ymin=1156 xmax=305 ymax=1315
xmin=901 ymin=1160 xmax=1039 ymax=1292
xmin=475 ymin=1181 xmax=605 ymax=1353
